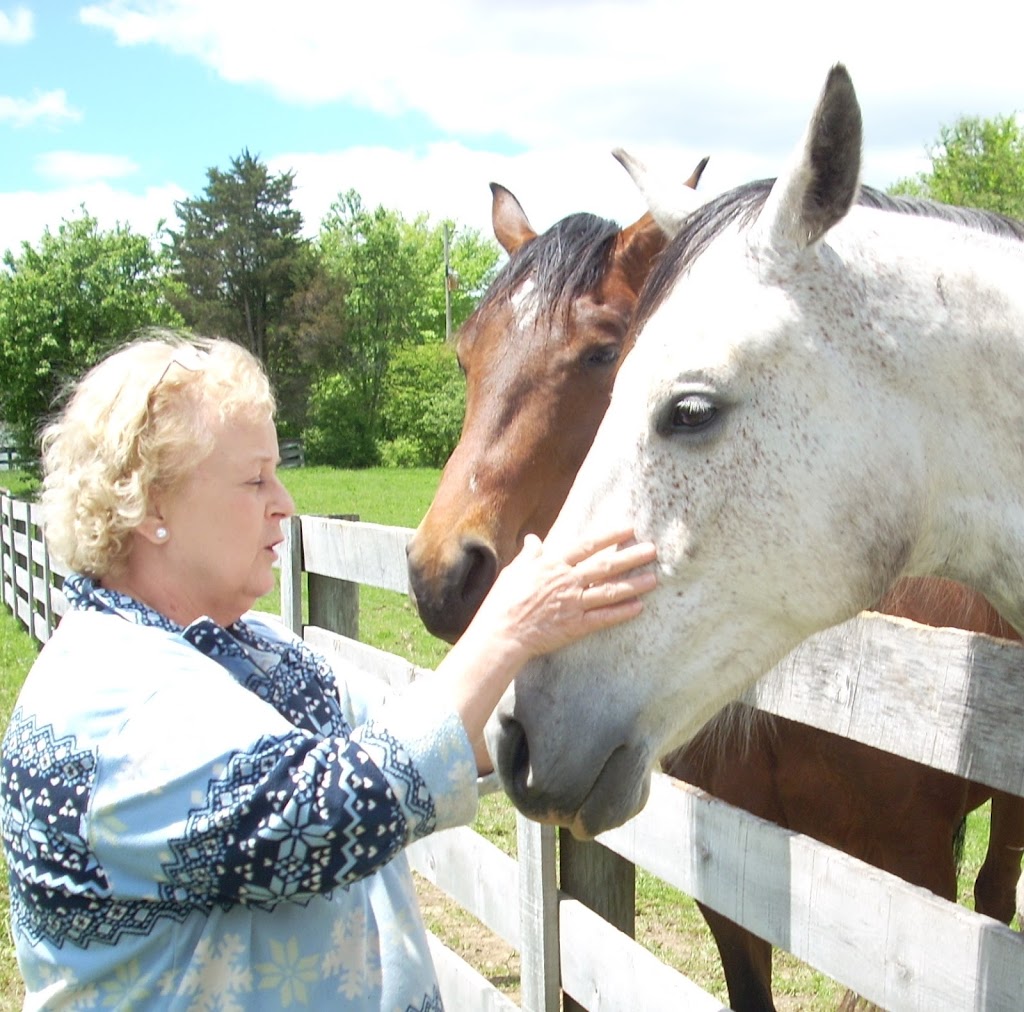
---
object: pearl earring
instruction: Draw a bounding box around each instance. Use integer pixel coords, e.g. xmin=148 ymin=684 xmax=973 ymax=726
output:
xmin=155 ymin=527 xmax=168 ymax=541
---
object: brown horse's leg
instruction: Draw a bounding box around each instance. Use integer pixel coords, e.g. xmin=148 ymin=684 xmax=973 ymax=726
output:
xmin=696 ymin=902 xmax=776 ymax=1012
xmin=974 ymin=790 xmax=1024 ymax=923
xmin=836 ymin=992 xmax=886 ymax=1011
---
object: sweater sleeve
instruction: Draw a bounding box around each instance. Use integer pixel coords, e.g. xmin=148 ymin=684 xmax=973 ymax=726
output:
xmin=69 ymin=617 xmax=479 ymax=909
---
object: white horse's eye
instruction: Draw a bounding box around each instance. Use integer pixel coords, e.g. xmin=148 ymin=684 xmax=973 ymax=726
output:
xmin=670 ymin=395 xmax=717 ymax=431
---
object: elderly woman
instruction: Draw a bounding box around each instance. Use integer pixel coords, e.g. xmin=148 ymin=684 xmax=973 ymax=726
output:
xmin=0 ymin=332 xmax=655 ymax=1010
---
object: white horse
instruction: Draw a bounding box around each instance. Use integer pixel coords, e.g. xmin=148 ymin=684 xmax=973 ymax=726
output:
xmin=484 ymin=63 xmax=1024 ymax=839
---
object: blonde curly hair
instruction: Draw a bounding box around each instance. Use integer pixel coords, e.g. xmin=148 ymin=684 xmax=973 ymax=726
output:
xmin=40 ymin=330 xmax=277 ymax=578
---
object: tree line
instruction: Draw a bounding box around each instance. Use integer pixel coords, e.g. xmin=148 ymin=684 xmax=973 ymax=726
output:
xmin=2 ymin=113 xmax=1022 ymax=470
xmin=0 ymin=149 xmax=500 ymax=469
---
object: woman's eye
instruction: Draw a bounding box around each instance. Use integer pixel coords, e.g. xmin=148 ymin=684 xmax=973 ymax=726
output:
xmin=671 ymin=396 xmax=717 ymax=430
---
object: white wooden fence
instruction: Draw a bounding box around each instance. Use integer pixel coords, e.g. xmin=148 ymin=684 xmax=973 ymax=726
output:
xmin=4 ymin=494 xmax=1024 ymax=1009
xmin=1 ymin=492 xmax=66 ymax=644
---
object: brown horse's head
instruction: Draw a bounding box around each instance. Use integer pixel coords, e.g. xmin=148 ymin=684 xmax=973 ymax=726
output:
xmin=407 ymin=161 xmax=707 ymax=641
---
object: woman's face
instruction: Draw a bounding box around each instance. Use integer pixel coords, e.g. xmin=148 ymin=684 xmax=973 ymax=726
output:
xmin=153 ymin=412 xmax=296 ymax=626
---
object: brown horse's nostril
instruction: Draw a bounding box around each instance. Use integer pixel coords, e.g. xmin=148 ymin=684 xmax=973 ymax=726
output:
xmin=408 ymin=538 xmax=499 ymax=643
xmin=460 ymin=540 xmax=498 ymax=608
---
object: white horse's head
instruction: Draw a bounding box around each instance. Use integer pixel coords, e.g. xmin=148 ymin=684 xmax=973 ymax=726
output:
xmin=485 ymin=64 xmax=1024 ymax=838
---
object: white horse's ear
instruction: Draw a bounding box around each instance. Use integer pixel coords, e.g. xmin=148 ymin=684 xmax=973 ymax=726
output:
xmin=490 ymin=182 xmax=537 ymax=255
xmin=612 ymin=148 xmax=709 ymax=237
xmin=756 ymin=64 xmax=863 ymax=254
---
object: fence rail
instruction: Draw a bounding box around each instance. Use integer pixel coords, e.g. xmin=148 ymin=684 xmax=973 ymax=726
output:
xmin=278 ymin=437 xmax=304 ymax=469
xmin=4 ymin=497 xmax=1024 ymax=1009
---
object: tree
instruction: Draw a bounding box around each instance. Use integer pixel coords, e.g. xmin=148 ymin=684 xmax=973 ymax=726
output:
xmin=168 ymin=150 xmax=307 ymax=367
xmin=302 ymin=372 xmax=377 ymax=468
xmin=311 ymin=191 xmax=499 ymax=465
xmin=378 ymin=342 xmax=465 ymax=466
xmin=890 ymin=114 xmax=1024 ymax=219
xmin=312 ymin=193 xmax=430 ymax=465
xmin=0 ymin=210 xmax=181 ymax=459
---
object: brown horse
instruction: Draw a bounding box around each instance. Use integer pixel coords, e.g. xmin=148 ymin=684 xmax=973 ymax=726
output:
xmin=405 ymin=178 xmax=1024 ymax=1012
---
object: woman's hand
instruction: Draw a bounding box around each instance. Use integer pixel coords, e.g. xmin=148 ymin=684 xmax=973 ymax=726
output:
xmin=469 ymin=526 xmax=657 ymax=661
xmin=436 ymin=526 xmax=656 ymax=773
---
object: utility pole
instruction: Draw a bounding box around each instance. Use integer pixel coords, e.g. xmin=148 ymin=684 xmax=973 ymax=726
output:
xmin=443 ymin=223 xmax=453 ymax=342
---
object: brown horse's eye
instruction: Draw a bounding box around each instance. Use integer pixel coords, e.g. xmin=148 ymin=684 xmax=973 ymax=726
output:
xmin=582 ymin=344 xmax=620 ymax=368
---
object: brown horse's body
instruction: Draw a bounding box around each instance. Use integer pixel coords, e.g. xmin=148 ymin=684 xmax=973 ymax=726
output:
xmin=405 ymin=179 xmax=1024 ymax=1012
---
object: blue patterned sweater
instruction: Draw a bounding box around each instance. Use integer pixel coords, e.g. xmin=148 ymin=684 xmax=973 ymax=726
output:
xmin=0 ymin=575 xmax=478 ymax=1009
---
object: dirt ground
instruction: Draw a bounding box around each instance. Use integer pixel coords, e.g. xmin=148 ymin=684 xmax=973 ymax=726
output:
xmin=413 ymin=872 xmax=859 ymax=1011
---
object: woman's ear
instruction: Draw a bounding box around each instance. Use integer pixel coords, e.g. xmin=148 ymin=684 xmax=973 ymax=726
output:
xmin=136 ymin=514 xmax=169 ymax=545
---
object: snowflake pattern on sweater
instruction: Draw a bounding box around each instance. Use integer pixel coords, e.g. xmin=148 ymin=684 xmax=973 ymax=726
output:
xmin=0 ymin=574 xmax=477 ymax=1009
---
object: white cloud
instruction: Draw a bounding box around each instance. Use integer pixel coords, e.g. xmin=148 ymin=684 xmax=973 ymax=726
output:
xmin=0 ymin=89 xmax=82 ymax=128
xmin=0 ymin=5 xmax=32 ymax=43
xmin=37 ymin=151 xmax=140 ymax=184
xmin=79 ymin=0 xmax=1024 ymax=159
xmin=7 ymin=0 xmax=1017 ymax=260
xmin=0 ymin=183 xmax=186 ymax=260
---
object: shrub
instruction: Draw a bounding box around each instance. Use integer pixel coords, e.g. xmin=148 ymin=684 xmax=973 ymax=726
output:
xmin=303 ymin=373 xmax=378 ymax=467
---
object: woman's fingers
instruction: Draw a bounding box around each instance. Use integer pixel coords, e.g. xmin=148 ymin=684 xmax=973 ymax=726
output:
xmin=580 ymin=569 xmax=657 ymax=610
xmin=578 ymin=542 xmax=656 ymax=584
xmin=562 ymin=525 xmax=640 ymax=567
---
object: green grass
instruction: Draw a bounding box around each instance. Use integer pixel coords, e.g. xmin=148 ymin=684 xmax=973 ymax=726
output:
xmin=0 ymin=465 xmax=1012 ymax=1009
xmin=0 ymin=471 xmax=36 ymax=500
xmin=0 ymin=607 xmax=39 ymax=1009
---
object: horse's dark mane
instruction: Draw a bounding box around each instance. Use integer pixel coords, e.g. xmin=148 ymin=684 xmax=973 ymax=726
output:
xmin=467 ymin=212 xmax=621 ymax=334
xmin=633 ymin=179 xmax=1024 ymax=337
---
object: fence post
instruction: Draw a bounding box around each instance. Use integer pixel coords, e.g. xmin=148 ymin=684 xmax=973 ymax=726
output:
xmin=23 ymin=497 xmax=34 ymax=640
xmin=33 ymin=503 xmax=55 ymax=640
xmin=0 ymin=493 xmax=9 ymax=612
xmin=307 ymin=515 xmax=359 ymax=640
xmin=517 ymin=815 xmax=560 ymax=1012
xmin=279 ymin=515 xmax=304 ymax=635
xmin=559 ymin=835 xmax=636 ymax=1011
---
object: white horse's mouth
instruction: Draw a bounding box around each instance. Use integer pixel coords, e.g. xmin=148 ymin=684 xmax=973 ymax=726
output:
xmin=488 ymin=710 xmax=653 ymax=838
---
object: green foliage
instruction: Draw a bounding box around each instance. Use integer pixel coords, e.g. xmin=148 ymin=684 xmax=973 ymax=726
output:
xmin=378 ymin=342 xmax=465 ymax=467
xmin=303 ymin=372 xmax=379 ymax=467
xmin=316 ymin=193 xmax=430 ymax=442
xmin=0 ymin=211 xmax=182 ymax=460
xmin=311 ymin=192 xmax=498 ymax=460
xmin=889 ymin=114 xmax=1024 ymax=219
xmin=376 ymin=437 xmax=423 ymax=468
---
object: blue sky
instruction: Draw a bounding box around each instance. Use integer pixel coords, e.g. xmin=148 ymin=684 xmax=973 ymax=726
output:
xmin=3 ymin=1 xmax=1024 ymax=259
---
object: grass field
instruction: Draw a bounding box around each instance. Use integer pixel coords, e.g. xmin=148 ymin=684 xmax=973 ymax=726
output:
xmin=0 ymin=466 xmax=1008 ymax=1010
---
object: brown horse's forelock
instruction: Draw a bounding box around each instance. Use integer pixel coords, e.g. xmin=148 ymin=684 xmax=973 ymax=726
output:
xmin=469 ymin=213 xmax=622 ymax=336
xmin=631 ymin=178 xmax=1024 ymax=341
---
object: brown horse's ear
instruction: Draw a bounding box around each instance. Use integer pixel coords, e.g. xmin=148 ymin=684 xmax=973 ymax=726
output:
xmin=684 ymin=156 xmax=710 ymax=191
xmin=490 ymin=182 xmax=537 ymax=254
xmin=615 ymin=213 xmax=669 ymax=295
